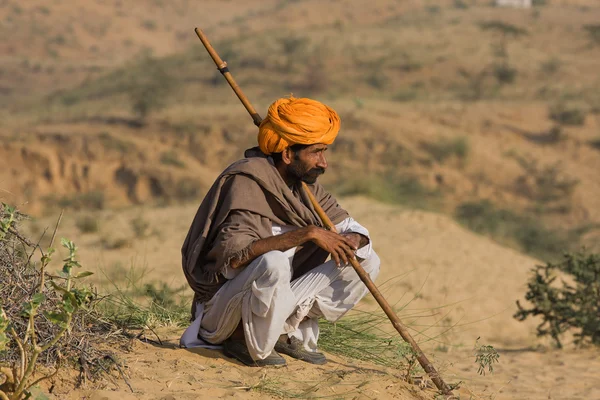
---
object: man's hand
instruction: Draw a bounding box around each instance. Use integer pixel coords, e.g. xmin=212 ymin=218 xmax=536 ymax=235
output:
xmin=308 ymin=226 xmax=357 ymax=268
xmin=340 ymin=233 xmax=369 ymax=251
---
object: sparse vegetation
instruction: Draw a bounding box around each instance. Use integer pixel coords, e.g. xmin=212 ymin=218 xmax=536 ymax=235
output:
xmin=474 ymin=338 xmax=499 ymax=375
xmin=332 ymin=174 xmax=440 ymax=210
xmin=130 ymin=215 xmax=150 ymax=238
xmin=0 ymin=204 xmax=124 ymax=400
xmin=160 ymin=151 xmax=186 ymax=168
xmin=583 ymin=24 xmax=600 ymax=45
xmin=549 ymin=103 xmax=587 ymax=126
xmin=101 ymin=235 xmax=131 ymax=250
xmin=539 ymin=57 xmax=561 ymax=76
xmin=511 ymin=155 xmax=579 ymax=213
xmin=421 ymin=137 xmax=470 ymax=163
xmin=455 ymin=200 xmax=572 ymax=261
xmin=44 ymin=191 xmax=105 ymax=212
xmin=589 ymin=137 xmax=600 ymax=151
xmin=128 ymin=52 xmax=174 ymax=121
xmin=98 ymin=132 xmax=133 ymax=153
xmin=75 ymin=214 xmax=100 ymax=233
xmin=515 ymin=250 xmax=600 ymax=348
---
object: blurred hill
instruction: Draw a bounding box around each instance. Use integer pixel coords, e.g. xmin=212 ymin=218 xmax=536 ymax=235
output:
xmin=1 ymin=0 xmax=600 ymax=260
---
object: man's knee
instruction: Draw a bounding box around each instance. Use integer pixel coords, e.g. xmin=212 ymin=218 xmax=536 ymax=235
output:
xmin=256 ymin=251 xmax=292 ymax=283
xmin=360 ymin=250 xmax=380 ymax=281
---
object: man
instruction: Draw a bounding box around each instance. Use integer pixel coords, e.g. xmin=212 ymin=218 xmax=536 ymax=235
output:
xmin=180 ymin=97 xmax=380 ymax=366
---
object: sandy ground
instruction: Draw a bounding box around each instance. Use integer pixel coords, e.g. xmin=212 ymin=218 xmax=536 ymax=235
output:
xmin=26 ymin=196 xmax=600 ymax=399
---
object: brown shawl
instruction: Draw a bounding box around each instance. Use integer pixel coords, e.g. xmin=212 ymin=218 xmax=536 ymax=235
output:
xmin=181 ymin=147 xmax=349 ymax=306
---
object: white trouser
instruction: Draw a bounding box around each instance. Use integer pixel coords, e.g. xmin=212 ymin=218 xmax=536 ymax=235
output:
xmin=197 ymin=249 xmax=380 ymax=361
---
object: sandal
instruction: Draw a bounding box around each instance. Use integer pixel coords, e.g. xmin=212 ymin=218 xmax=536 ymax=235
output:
xmin=222 ymin=339 xmax=287 ymax=367
xmin=274 ymin=336 xmax=327 ymax=365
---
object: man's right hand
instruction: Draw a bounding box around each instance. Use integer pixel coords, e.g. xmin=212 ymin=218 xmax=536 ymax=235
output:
xmin=306 ymin=226 xmax=357 ymax=268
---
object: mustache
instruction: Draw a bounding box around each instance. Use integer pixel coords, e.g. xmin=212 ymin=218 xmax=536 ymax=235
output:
xmin=308 ymin=168 xmax=325 ymax=176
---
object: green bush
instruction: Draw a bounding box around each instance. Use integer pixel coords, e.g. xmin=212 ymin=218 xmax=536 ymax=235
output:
xmin=1 ymin=204 xmax=95 ymax=399
xmin=514 ymin=251 xmax=600 ymax=348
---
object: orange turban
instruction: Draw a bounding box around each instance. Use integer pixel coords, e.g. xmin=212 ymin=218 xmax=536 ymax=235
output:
xmin=257 ymin=97 xmax=341 ymax=155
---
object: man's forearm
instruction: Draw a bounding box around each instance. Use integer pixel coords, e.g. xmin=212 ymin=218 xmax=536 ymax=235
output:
xmin=229 ymin=226 xmax=314 ymax=269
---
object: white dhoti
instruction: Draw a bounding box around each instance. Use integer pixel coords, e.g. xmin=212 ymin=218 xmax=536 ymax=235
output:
xmin=180 ymin=217 xmax=379 ymax=361
xmin=200 ymin=249 xmax=380 ymax=360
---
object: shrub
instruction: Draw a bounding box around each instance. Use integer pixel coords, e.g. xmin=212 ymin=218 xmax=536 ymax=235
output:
xmin=455 ymin=200 xmax=568 ymax=261
xmin=392 ymin=89 xmax=418 ymax=102
xmin=539 ymin=57 xmax=561 ymax=76
xmin=493 ymin=63 xmax=517 ymax=84
xmin=549 ymin=103 xmax=586 ymax=126
xmin=332 ymin=174 xmax=439 ymax=210
xmin=589 ymin=137 xmax=600 ymax=151
xmin=514 ymin=251 xmax=600 ymax=348
xmin=0 ymin=204 xmax=111 ymax=399
xmin=479 ymin=21 xmax=528 ymax=37
xmin=511 ymin=156 xmax=579 ymax=212
xmin=421 ymin=137 xmax=470 ymax=163
xmin=128 ymin=52 xmax=174 ymax=120
xmin=75 ymin=214 xmax=100 ymax=233
xmin=44 ymin=191 xmax=105 ymax=211
xmin=159 ymin=151 xmax=185 ymax=168
xmin=130 ymin=215 xmax=150 ymax=238
xmin=583 ymin=24 xmax=600 ymax=45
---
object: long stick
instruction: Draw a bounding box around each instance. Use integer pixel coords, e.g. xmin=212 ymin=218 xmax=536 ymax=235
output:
xmin=194 ymin=27 xmax=454 ymax=397
xmin=302 ymin=186 xmax=454 ymax=395
xmin=194 ymin=28 xmax=262 ymax=127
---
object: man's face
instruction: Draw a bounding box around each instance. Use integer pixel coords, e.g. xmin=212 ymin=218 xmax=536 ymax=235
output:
xmin=287 ymin=144 xmax=329 ymax=184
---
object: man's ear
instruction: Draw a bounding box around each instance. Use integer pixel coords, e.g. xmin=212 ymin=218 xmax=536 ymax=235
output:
xmin=281 ymin=147 xmax=294 ymax=165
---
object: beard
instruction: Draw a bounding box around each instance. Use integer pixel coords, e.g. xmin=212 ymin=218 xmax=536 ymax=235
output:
xmin=288 ymin=162 xmax=325 ymax=184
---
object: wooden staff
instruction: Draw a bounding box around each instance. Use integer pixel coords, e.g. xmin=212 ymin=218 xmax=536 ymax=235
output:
xmin=194 ymin=27 xmax=454 ymax=397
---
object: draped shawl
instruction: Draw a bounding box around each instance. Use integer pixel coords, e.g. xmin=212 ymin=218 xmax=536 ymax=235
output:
xmin=181 ymin=147 xmax=349 ymax=308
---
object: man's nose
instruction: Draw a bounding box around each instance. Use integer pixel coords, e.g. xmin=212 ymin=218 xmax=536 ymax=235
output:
xmin=316 ymin=153 xmax=328 ymax=169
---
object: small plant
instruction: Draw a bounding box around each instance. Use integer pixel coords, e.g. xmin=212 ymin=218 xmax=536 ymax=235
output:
xmin=455 ymin=200 xmax=569 ymax=261
xmin=141 ymin=19 xmax=157 ymax=31
xmin=583 ymin=24 xmax=600 ymax=45
xmin=130 ymin=215 xmax=150 ymax=238
xmin=159 ymin=151 xmax=185 ymax=168
xmin=589 ymin=137 xmax=600 ymax=151
xmin=1 ymin=211 xmax=93 ymax=399
xmin=493 ymin=63 xmax=517 ymax=84
xmin=514 ymin=251 xmax=600 ymax=348
xmin=44 ymin=191 xmax=105 ymax=211
xmin=549 ymin=103 xmax=586 ymax=126
xmin=453 ymin=0 xmax=469 ymax=9
xmin=128 ymin=51 xmax=174 ymax=121
xmin=474 ymin=338 xmax=499 ymax=375
xmin=421 ymin=136 xmax=470 ymax=163
xmin=392 ymin=88 xmax=418 ymax=102
xmin=1 ymin=205 xmax=124 ymax=399
xmin=75 ymin=214 xmax=100 ymax=233
xmin=539 ymin=57 xmax=561 ymax=76
xmin=510 ymin=154 xmax=579 ymax=213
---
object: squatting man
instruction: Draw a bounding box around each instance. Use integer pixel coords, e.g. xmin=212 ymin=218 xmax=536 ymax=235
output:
xmin=180 ymin=97 xmax=380 ymax=366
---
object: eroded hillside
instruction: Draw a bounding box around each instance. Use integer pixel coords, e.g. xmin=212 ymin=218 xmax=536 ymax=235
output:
xmin=2 ymin=0 xmax=600 ymax=260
